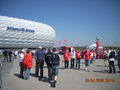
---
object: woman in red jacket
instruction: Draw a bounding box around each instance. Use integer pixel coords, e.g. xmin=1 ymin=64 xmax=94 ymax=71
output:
xmin=22 ymin=50 xmax=32 ymax=80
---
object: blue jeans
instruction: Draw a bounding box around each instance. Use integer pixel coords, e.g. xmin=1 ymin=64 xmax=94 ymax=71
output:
xmin=85 ymin=60 xmax=90 ymax=66
xmin=76 ymin=58 xmax=81 ymax=69
xmin=51 ymin=65 xmax=59 ymax=76
xmin=23 ymin=68 xmax=31 ymax=80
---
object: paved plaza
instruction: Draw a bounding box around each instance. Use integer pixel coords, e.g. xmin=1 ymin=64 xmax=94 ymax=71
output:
xmin=1 ymin=56 xmax=120 ymax=90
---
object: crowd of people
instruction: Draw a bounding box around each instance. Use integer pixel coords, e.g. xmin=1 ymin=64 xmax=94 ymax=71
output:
xmin=17 ymin=47 xmax=60 ymax=87
xmin=1 ymin=47 xmax=120 ymax=88
xmin=62 ymin=48 xmax=120 ymax=74
xmin=63 ymin=48 xmax=95 ymax=72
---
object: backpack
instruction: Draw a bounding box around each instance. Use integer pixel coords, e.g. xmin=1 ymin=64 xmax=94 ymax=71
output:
xmin=51 ymin=53 xmax=59 ymax=65
xmin=109 ymin=51 xmax=115 ymax=59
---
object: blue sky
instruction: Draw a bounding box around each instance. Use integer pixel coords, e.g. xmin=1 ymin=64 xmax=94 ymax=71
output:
xmin=0 ymin=0 xmax=120 ymax=47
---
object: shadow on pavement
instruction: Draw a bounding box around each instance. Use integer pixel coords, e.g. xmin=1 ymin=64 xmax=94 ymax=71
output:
xmin=93 ymin=70 xmax=109 ymax=73
xmin=13 ymin=73 xmax=23 ymax=79
xmin=96 ymin=65 xmax=105 ymax=67
xmin=59 ymin=67 xmax=65 ymax=70
xmin=80 ymin=69 xmax=86 ymax=71
xmin=30 ymin=73 xmax=37 ymax=78
xmin=38 ymin=77 xmax=49 ymax=83
xmin=115 ymin=64 xmax=118 ymax=66
xmin=38 ymin=77 xmax=57 ymax=88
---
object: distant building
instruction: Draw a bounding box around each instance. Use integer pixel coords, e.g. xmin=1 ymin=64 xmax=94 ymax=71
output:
xmin=88 ymin=44 xmax=103 ymax=50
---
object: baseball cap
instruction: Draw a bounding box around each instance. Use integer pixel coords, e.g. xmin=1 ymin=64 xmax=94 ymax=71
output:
xmin=52 ymin=48 xmax=57 ymax=51
xmin=38 ymin=46 xmax=42 ymax=49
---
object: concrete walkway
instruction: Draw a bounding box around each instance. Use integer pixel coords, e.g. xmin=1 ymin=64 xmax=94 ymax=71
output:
xmin=1 ymin=56 xmax=120 ymax=90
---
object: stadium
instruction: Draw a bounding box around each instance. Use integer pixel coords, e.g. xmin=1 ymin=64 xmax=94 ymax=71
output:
xmin=0 ymin=16 xmax=56 ymax=48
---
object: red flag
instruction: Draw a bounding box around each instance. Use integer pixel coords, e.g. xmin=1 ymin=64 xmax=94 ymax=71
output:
xmin=58 ymin=40 xmax=61 ymax=46
xmin=64 ymin=38 xmax=67 ymax=44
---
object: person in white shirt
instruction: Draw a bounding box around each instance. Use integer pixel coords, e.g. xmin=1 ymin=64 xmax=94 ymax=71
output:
xmin=70 ymin=49 xmax=76 ymax=69
xmin=90 ymin=50 xmax=94 ymax=64
xmin=103 ymin=50 xmax=109 ymax=67
xmin=14 ymin=51 xmax=18 ymax=59
xmin=18 ymin=51 xmax=24 ymax=78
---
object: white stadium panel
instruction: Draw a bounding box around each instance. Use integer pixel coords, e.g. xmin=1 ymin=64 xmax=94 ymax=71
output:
xmin=0 ymin=15 xmax=56 ymax=48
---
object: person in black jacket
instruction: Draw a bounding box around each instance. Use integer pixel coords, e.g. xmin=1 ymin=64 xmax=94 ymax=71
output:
xmin=8 ymin=49 xmax=12 ymax=62
xmin=116 ymin=49 xmax=120 ymax=73
xmin=3 ymin=49 xmax=8 ymax=62
xmin=45 ymin=48 xmax=53 ymax=80
xmin=50 ymin=48 xmax=60 ymax=87
xmin=108 ymin=50 xmax=116 ymax=73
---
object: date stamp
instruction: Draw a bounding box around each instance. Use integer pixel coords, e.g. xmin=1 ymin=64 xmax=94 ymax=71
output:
xmin=85 ymin=78 xmax=117 ymax=83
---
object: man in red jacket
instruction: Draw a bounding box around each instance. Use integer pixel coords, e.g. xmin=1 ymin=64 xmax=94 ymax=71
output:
xmin=75 ymin=49 xmax=82 ymax=69
xmin=63 ymin=50 xmax=70 ymax=69
xmin=84 ymin=48 xmax=91 ymax=72
xmin=22 ymin=50 xmax=32 ymax=80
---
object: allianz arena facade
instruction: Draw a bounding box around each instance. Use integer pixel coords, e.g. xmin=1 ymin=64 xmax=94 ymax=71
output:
xmin=0 ymin=16 xmax=56 ymax=48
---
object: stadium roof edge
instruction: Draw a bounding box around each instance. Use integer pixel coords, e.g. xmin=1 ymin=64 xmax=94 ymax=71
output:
xmin=0 ymin=15 xmax=54 ymax=30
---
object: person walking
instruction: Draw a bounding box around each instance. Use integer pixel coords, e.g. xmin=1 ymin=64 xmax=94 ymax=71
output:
xmin=18 ymin=51 xmax=24 ymax=78
xmin=90 ymin=49 xmax=95 ymax=64
xmin=103 ymin=50 xmax=109 ymax=67
xmin=22 ymin=50 xmax=32 ymax=80
xmin=45 ymin=48 xmax=53 ymax=80
xmin=35 ymin=46 xmax=45 ymax=78
xmin=63 ymin=50 xmax=70 ymax=69
xmin=116 ymin=49 xmax=120 ymax=73
xmin=84 ymin=48 xmax=91 ymax=72
xmin=108 ymin=49 xmax=116 ymax=74
xmin=50 ymin=48 xmax=60 ymax=87
xmin=75 ymin=49 xmax=82 ymax=69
